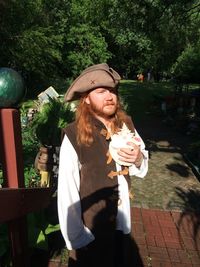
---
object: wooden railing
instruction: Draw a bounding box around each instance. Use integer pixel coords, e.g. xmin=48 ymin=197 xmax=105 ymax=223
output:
xmin=0 ymin=108 xmax=52 ymax=267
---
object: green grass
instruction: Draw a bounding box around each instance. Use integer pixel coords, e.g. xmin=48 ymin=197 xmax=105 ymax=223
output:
xmin=119 ymin=80 xmax=174 ymax=121
xmin=119 ymin=80 xmax=200 ymax=120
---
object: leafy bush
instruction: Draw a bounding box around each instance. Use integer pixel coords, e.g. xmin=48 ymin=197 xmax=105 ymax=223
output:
xmin=171 ymin=42 xmax=200 ymax=83
xmin=31 ymin=97 xmax=74 ymax=147
xmin=22 ymin=125 xmax=40 ymax=187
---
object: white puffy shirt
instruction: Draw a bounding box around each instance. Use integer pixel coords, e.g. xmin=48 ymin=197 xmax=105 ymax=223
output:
xmin=57 ymin=130 xmax=148 ymax=250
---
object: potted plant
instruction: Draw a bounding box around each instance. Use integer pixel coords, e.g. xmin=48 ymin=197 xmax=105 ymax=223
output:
xmin=31 ymin=97 xmax=74 ymax=187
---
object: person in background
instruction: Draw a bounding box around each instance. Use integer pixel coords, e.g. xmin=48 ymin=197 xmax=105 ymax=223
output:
xmin=137 ymin=73 xmax=144 ymax=82
xmin=57 ymin=63 xmax=148 ymax=267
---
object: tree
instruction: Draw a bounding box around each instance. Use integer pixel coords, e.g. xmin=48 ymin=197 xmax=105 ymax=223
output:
xmin=63 ymin=24 xmax=111 ymax=77
xmin=0 ymin=0 xmax=199 ymax=91
xmin=0 ymin=0 xmax=71 ymax=96
xmin=171 ymin=41 xmax=200 ymax=83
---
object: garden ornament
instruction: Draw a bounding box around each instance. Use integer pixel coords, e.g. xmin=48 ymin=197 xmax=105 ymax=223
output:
xmin=34 ymin=146 xmax=54 ymax=187
xmin=0 ymin=67 xmax=25 ymax=107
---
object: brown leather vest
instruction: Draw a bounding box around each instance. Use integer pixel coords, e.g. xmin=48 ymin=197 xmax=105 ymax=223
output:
xmin=63 ymin=117 xmax=134 ymax=236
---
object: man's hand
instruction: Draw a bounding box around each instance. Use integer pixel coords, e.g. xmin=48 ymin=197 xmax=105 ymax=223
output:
xmin=117 ymin=142 xmax=143 ymax=167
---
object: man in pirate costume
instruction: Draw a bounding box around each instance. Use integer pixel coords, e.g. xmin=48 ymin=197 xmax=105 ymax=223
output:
xmin=57 ymin=63 xmax=148 ymax=267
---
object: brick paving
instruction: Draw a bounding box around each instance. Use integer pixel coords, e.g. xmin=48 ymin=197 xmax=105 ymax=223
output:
xmin=47 ymin=114 xmax=200 ymax=267
xmin=131 ymin=207 xmax=200 ymax=266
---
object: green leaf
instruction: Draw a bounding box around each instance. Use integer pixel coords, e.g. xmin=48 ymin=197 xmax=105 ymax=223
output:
xmin=36 ymin=230 xmax=48 ymax=250
xmin=44 ymin=224 xmax=60 ymax=235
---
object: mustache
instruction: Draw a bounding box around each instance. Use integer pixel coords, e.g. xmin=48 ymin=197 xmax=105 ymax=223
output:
xmin=104 ymin=102 xmax=116 ymax=106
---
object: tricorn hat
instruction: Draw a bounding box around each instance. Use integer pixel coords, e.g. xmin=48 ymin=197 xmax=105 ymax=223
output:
xmin=64 ymin=63 xmax=121 ymax=102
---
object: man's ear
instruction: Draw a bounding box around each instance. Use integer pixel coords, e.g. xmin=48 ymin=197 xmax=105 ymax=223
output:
xmin=85 ymin=96 xmax=90 ymax=105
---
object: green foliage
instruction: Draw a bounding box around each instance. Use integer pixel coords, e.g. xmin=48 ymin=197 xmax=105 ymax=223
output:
xmin=0 ymin=210 xmax=61 ymax=265
xmin=64 ymin=24 xmax=111 ymax=77
xmin=14 ymin=27 xmax=63 ymax=79
xmin=0 ymin=0 xmax=200 ymax=96
xmin=103 ymin=0 xmax=200 ymax=77
xmin=24 ymin=166 xmax=41 ymax=188
xmin=28 ymin=210 xmax=60 ymax=251
xmin=20 ymin=100 xmax=36 ymax=115
xmin=31 ymin=97 xmax=74 ymax=146
xmin=0 ymin=0 xmax=70 ymax=96
xmin=171 ymin=42 xmax=200 ymax=83
xmin=22 ymin=123 xmax=40 ymax=186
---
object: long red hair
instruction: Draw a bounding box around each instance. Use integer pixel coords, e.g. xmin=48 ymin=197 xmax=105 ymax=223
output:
xmin=75 ymin=94 xmax=130 ymax=146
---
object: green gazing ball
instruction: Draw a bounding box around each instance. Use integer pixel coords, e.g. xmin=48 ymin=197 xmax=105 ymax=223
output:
xmin=0 ymin=68 xmax=25 ymax=108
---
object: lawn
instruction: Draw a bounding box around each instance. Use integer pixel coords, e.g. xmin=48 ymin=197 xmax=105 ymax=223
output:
xmin=119 ymin=80 xmax=174 ymax=121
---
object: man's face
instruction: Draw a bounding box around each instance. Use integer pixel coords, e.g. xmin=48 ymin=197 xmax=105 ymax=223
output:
xmin=85 ymin=87 xmax=118 ymax=118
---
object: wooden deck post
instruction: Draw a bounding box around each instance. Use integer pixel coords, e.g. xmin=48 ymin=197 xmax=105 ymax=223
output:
xmin=0 ymin=108 xmax=30 ymax=267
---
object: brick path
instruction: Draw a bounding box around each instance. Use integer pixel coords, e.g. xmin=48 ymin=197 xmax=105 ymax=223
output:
xmin=131 ymin=207 xmax=200 ymax=266
xmin=48 ymin=115 xmax=200 ymax=267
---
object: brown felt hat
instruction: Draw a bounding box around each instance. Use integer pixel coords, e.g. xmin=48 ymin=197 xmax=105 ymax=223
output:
xmin=64 ymin=63 xmax=121 ymax=101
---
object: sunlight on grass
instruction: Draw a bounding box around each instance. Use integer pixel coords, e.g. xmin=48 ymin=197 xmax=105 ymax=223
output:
xmin=119 ymin=80 xmax=174 ymax=121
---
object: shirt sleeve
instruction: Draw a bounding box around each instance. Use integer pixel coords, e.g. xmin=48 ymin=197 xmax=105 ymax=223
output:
xmin=57 ymin=135 xmax=95 ymax=250
xmin=129 ymin=129 xmax=149 ymax=178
